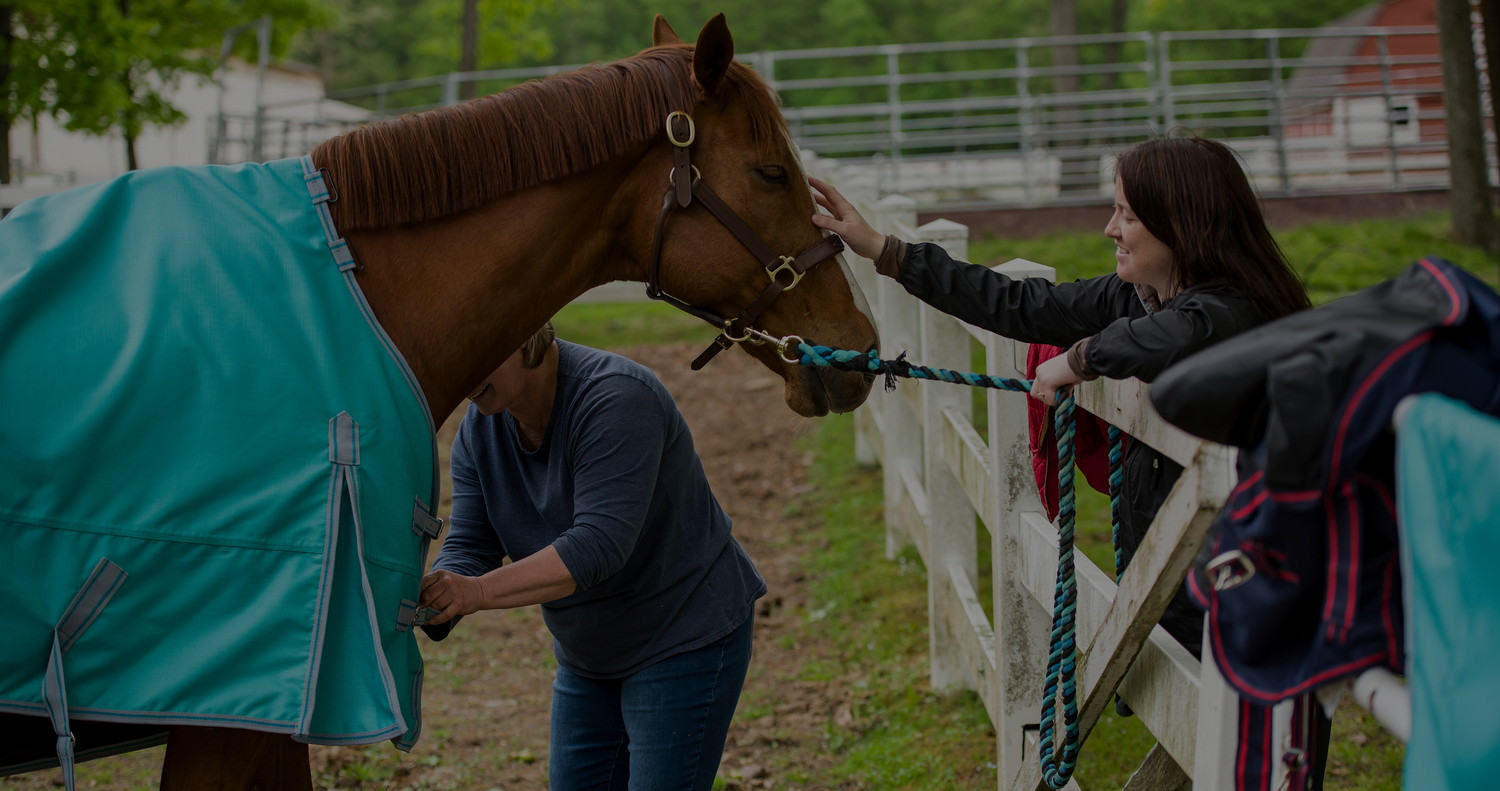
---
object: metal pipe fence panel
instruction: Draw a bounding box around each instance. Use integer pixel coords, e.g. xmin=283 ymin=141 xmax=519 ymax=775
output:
xmin=214 ymin=24 xmax=1483 ymax=210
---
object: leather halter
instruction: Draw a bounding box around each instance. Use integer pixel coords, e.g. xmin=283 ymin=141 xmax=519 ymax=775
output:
xmin=645 ymin=109 xmax=845 ymax=370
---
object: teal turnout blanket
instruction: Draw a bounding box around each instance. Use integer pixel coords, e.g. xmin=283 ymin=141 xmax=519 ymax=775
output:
xmin=0 ymin=157 xmax=439 ymax=776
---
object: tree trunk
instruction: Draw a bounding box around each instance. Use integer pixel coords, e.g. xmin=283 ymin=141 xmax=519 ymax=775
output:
xmin=117 ymin=0 xmax=139 ymax=171
xmin=1 ymin=3 xmax=13 ymax=185
xmin=321 ymin=27 xmax=335 ymax=91
xmin=1101 ymin=0 xmax=1128 ymax=92
xmin=1480 ymin=0 xmax=1500 ymax=190
xmin=459 ymin=0 xmax=478 ymax=101
xmin=0 ymin=110 xmax=10 ymax=186
xmin=1436 ymin=0 xmax=1497 ymax=251
xmin=1052 ymin=0 xmax=1092 ymax=193
xmin=1050 ymin=0 xmax=1078 ymax=95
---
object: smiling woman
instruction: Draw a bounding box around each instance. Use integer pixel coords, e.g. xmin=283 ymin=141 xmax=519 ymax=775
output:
xmin=810 ymin=133 xmax=1325 ymax=776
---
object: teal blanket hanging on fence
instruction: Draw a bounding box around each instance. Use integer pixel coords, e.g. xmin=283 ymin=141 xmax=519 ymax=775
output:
xmin=1398 ymin=393 xmax=1500 ymax=790
xmin=0 ymin=157 xmax=439 ymax=768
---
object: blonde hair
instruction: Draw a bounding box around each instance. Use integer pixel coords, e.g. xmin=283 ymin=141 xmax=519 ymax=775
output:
xmin=522 ymin=321 xmax=556 ymax=369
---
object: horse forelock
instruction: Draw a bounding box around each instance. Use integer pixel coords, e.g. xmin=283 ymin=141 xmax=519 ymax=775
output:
xmin=315 ymin=47 xmax=789 ymax=232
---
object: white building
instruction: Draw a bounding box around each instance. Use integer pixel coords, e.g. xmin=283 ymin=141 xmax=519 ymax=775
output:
xmin=8 ymin=57 xmax=369 ymax=189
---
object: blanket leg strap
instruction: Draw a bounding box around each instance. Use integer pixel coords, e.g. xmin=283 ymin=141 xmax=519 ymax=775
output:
xmin=42 ymin=558 xmax=128 ymax=791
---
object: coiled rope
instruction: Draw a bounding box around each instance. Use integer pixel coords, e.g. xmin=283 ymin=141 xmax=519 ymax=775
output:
xmin=796 ymin=342 xmax=1123 ymax=790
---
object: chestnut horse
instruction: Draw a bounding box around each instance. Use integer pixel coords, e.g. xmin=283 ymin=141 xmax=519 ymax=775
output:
xmin=142 ymin=13 xmax=877 ymax=789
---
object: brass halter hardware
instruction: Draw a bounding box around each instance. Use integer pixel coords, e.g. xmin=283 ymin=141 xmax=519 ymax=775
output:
xmin=665 ymin=111 xmax=696 ymax=147
xmin=767 ymin=256 xmax=805 ymax=291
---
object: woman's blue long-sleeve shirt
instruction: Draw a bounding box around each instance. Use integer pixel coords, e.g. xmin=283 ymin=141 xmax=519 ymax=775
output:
xmin=424 ymin=341 xmax=765 ymax=679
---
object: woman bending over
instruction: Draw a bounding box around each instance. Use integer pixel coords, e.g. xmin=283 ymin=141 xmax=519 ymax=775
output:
xmin=420 ymin=323 xmax=763 ymax=791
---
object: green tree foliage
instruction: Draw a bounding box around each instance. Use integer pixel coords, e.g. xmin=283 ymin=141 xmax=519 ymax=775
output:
xmin=298 ymin=0 xmax=552 ymax=92
xmin=1138 ymin=0 xmax=1374 ymax=33
xmin=4 ymin=0 xmax=322 ymax=175
xmin=423 ymin=0 xmax=553 ymax=68
xmin=3 ymin=1 xmax=90 ymax=182
xmin=73 ymin=0 xmax=324 ymax=169
xmin=296 ymin=0 xmax=1390 ymax=100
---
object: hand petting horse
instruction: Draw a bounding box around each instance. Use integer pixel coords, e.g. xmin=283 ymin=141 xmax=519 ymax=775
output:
xmin=0 ymin=13 xmax=876 ymax=790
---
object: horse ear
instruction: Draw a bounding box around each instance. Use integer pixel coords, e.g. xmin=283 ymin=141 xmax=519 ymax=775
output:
xmin=652 ymin=14 xmax=682 ymax=47
xmin=692 ymin=13 xmax=734 ymax=94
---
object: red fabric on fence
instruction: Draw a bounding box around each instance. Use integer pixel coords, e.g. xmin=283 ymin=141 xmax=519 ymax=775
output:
xmin=1026 ymin=343 xmax=1123 ymax=520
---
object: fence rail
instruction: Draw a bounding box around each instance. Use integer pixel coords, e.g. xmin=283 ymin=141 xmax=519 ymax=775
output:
xmin=238 ymin=24 xmax=1479 ymax=210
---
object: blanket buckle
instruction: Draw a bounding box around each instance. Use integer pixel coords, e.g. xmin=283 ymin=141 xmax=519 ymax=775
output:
xmin=1207 ymin=549 xmax=1257 ymax=591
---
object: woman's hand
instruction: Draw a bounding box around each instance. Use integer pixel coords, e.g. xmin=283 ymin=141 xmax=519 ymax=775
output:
xmin=420 ymin=569 xmax=488 ymax=626
xmin=1029 ymin=353 xmax=1083 ymax=407
xmin=420 ymin=547 xmax=577 ymax=628
xmin=809 ymin=177 xmax=886 ymax=260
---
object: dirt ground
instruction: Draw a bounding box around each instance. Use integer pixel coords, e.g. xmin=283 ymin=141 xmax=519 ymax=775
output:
xmin=5 ymin=342 xmax=872 ymax=791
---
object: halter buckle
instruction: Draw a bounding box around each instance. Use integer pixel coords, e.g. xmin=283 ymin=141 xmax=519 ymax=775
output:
xmin=768 ymin=256 xmax=804 ymax=290
xmin=667 ymin=165 xmax=701 ymax=184
xmin=665 ymin=111 xmax=696 ymax=147
xmin=1206 ymin=549 xmax=1257 ymax=591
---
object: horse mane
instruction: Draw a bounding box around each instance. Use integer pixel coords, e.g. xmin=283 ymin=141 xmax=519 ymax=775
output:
xmin=314 ymin=46 xmax=787 ymax=231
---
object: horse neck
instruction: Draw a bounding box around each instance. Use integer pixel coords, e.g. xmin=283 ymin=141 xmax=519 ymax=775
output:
xmin=344 ymin=151 xmax=655 ymax=422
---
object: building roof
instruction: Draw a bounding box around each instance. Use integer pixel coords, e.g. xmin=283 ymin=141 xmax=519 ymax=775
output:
xmin=1285 ymin=1 xmax=1387 ymax=114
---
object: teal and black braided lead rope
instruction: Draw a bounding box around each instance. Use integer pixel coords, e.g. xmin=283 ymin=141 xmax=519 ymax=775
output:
xmin=795 ymin=343 xmax=1032 ymax=394
xmin=795 ymin=342 xmax=1093 ymax=789
xmin=1109 ymin=425 xmax=1124 ymax=582
xmin=1039 ymin=389 xmax=1082 ymax=788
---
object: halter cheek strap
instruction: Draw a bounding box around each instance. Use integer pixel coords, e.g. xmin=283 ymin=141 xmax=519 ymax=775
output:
xmin=645 ymin=101 xmax=845 ymax=371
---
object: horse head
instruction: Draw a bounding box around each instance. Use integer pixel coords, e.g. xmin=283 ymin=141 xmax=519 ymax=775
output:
xmin=633 ymin=15 xmax=879 ymax=417
xmin=316 ymin=15 xmax=879 ymax=420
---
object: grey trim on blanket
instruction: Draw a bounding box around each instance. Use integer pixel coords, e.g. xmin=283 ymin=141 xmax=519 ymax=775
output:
xmin=56 ymin=559 xmax=127 ymax=655
xmin=345 ymin=468 xmax=410 ymax=737
xmin=0 ymin=701 xmax=296 ymax=730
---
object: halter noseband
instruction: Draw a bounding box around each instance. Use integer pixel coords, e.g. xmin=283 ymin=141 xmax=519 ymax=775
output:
xmin=645 ymin=108 xmax=845 ymax=370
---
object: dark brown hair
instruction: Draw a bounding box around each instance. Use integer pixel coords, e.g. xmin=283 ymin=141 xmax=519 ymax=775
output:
xmin=1114 ymin=135 xmax=1311 ymax=320
xmin=521 ymin=321 xmax=555 ymax=369
xmin=313 ymin=46 xmax=787 ymax=232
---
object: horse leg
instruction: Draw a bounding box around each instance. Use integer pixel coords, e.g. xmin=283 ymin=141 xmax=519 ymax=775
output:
xmin=159 ymin=726 xmax=313 ymax=791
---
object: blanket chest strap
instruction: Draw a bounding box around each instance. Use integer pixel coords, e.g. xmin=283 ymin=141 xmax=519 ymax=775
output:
xmin=42 ymin=558 xmax=128 ymax=791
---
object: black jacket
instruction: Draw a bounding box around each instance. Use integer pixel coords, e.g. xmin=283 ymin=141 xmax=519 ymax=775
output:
xmin=891 ymin=242 xmax=1267 ymax=655
xmin=1151 ymin=259 xmax=1498 ymax=716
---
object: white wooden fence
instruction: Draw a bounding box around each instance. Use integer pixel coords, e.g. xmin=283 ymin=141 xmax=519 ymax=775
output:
xmin=806 ymin=151 xmax=1253 ymax=791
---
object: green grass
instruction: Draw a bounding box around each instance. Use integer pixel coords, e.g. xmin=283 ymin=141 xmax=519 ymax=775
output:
xmin=551 ymin=301 xmax=719 ymax=349
xmin=969 ymin=212 xmax=1499 ymax=304
xmin=789 ymin=413 xmax=997 ymax=789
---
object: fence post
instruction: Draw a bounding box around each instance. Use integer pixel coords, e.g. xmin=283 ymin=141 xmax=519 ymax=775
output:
xmin=913 ymin=219 xmax=976 ymax=691
xmin=872 ymin=194 xmax=921 ymax=560
xmin=818 ymin=154 xmax=884 ymax=469
xmin=1192 ymin=616 xmax=1238 ymax=791
xmin=250 ymin=15 xmax=272 ymax=163
xmin=1376 ymin=34 xmax=1404 ymax=189
xmin=1267 ymin=36 xmax=1292 ymax=193
xmin=1159 ymin=34 xmax=1176 ymax=131
xmin=1017 ymin=43 xmax=1034 ymax=204
xmin=443 ymin=72 xmax=461 ymax=106
xmin=987 ymin=258 xmax=1057 ymax=789
xmin=887 ymin=47 xmax=904 ymax=188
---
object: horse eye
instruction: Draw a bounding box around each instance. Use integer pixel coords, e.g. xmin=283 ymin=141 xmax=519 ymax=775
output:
xmin=755 ymin=166 xmax=789 ymax=186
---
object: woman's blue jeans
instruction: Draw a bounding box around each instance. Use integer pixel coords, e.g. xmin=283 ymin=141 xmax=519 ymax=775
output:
xmin=548 ymin=613 xmax=754 ymax=791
